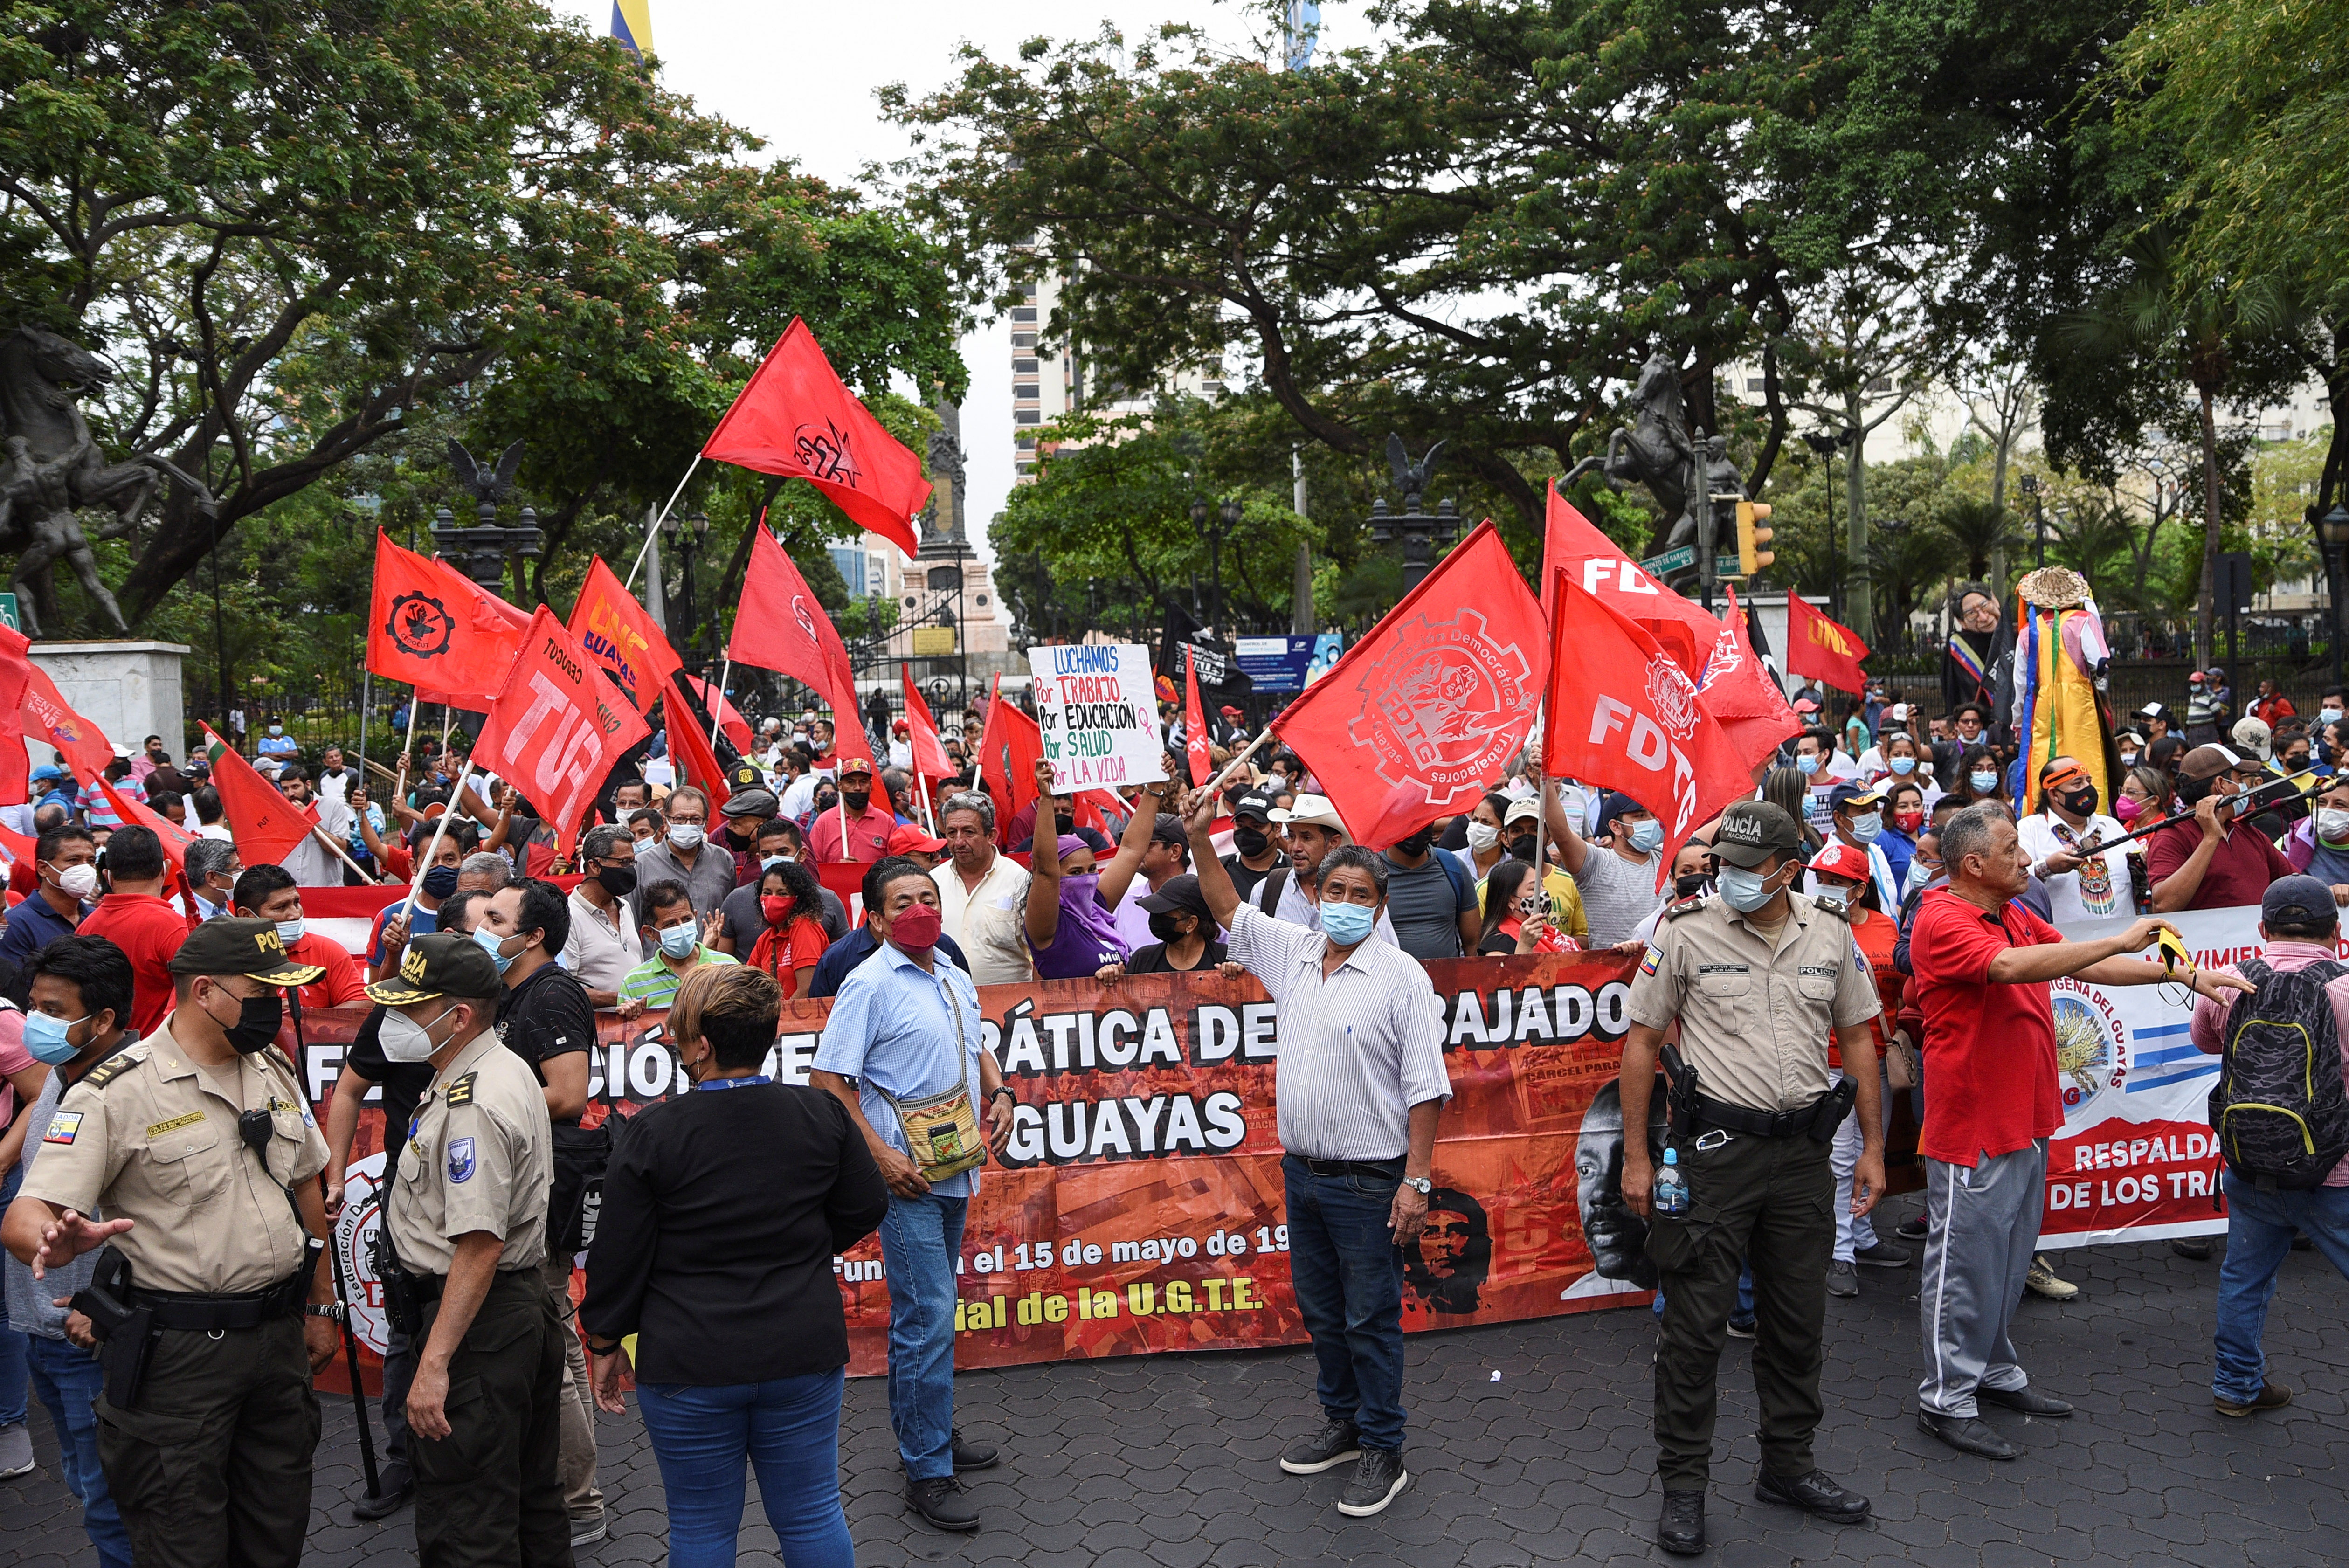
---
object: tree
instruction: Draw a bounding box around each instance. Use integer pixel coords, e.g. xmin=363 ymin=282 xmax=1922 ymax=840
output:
xmin=1939 ymin=499 xmax=2024 ymax=584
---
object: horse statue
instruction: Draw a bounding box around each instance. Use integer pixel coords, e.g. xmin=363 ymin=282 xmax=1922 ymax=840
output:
xmin=0 ymin=324 xmax=216 ymax=635
xmin=1605 ymin=352 xmax=1701 ymax=565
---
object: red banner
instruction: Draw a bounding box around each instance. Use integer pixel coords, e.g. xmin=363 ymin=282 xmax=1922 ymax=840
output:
xmin=474 ymin=609 xmax=653 ymax=847
xmin=1182 ymin=646 xmax=1213 ymax=787
xmin=1786 ymin=592 xmax=1871 ymax=696
xmin=201 ymin=724 xmax=322 ymax=866
xmin=1540 ymin=479 xmax=1722 ymax=680
xmin=0 ymin=620 xmax=34 ymax=801
xmin=366 ymin=530 xmax=532 ymax=708
xmin=21 ymin=665 xmax=114 ymax=781
xmin=900 ymin=663 xmax=953 ymax=780
xmin=728 ymin=527 xmax=871 ymax=769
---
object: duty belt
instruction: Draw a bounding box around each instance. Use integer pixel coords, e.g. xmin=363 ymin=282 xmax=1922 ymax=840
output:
xmin=125 ymin=1270 xmax=309 ymax=1331
xmin=1690 ymin=1081 xmax=1857 ymax=1143
xmin=415 ymin=1265 xmax=541 ymax=1308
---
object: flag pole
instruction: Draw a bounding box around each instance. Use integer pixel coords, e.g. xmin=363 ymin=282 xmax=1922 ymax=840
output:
xmin=705 ymin=658 xmax=732 ymax=751
xmin=917 ymin=770 xmax=937 ymax=835
xmin=624 ymin=455 xmax=703 ymax=593
xmin=1202 ymin=730 xmax=1276 ymax=799
xmin=358 ymin=668 xmax=372 ymax=774
xmin=398 ymin=766 xmax=473 ymax=922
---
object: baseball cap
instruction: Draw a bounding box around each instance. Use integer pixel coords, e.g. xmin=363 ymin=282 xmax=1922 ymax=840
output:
xmin=2264 ymin=875 xmax=2337 ymax=929
xmin=1826 ymin=782 xmax=1885 ymax=813
xmin=1596 ymin=791 xmax=1647 ymax=830
xmin=1708 ymin=801 xmax=1803 ymax=868
xmin=1268 ymin=793 xmax=1345 ymax=832
xmin=1808 ymin=842 xmax=1871 ymax=883
xmin=1230 ymin=789 xmax=1277 ymax=824
xmin=836 ymin=758 xmax=873 ymax=780
xmin=1138 ymin=873 xmax=1211 ymax=923
xmin=886 ymin=822 xmax=946 ymax=855
xmin=720 ymin=787 xmax=780 ymax=819
xmin=2137 ymin=701 xmax=2169 ymax=721
xmin=364 ymin=930 xmax=501 ymax=1005
xmin=2190 ymin=670 xmax=2207 ymax=685
xmin=1792 ymin=697 xmax=1821 ymax=715
xmin=1219 ymin=705 xmax=1242 ymax=718
xmin=2231 ymin=716 xmax=2273 ymax=759
xmin=169 ymin=917 xmax=327 ymax=986
xmin=1504 ymin=798 xmax=1543 ymax=829
xmin=29 ymin=763 xmax=64 ymax=783
xmin=892 ymin=718 xmax=910 ymax=733
xmin=2178 ymin=744 xmax=2243 ymax=782
xmin=1149 ymin=812 xmax=1187 ymax=847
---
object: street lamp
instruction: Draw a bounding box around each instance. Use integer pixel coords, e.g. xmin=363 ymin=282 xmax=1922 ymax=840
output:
xmin=1365 ymin=441 xmax=1458 ymax=598
xmin=1189 ymin=497 xmax=1242 ymax=639
xmin=1802 ymin=428 xmax=1856 ymax=616
xmin=1875 ymin=516 xmax=1911 ymax=655
xmin=2018 ymin=472 xmax=2048 ymax=567
xmin=666 ymin=509 xmax=710 ymax=663
xmin=2318 ymin=502 xmax=2349 ymax=691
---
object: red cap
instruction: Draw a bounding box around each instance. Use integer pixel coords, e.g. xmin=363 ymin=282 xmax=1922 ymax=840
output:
xmin=1807 ymin=842 xmax=1870 ymax=883
xmin=892 ymin=718 xmax=911 ymax=733
xmin=887 ymin=823 xmax=945 ymax=855
xmin=1220 ymin=705 xmax=1242 ymax=718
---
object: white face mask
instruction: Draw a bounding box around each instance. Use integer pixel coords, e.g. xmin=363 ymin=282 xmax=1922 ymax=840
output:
xmin=1465 ymin=822 xmax=1500 ymax=853
xmin=55 ymin=863 xmax=99 ymax=900
xmin=668 ymin=824 xmax=705 ymax=852
xmin=2320 ymin=809 xmax=2349 ymax=845
xmin=275 ymin=917 xmax=306 ymax=946
xmin=380 ymin=1004 xmax=456 ymax=1064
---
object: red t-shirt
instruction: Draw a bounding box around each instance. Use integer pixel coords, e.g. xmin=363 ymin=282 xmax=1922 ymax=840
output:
xmin=806 ymin=804 xmax=895 ymax=865
xmin=1906 ymin=887 xmax=2063 ymax=1167
xmin=288 ymin=931 xmax=367 ymax=1012
xmin=78 ymin=892 xmax=194 ymax=1036
xmin=1828 ymin=911 xmax=1901 ymax=1070
xmin=2141 ymin=817 xmax=2295 ymax=911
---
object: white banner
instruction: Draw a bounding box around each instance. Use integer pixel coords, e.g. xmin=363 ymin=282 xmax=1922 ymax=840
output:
xmin=1029 ymin=642 xmax=1166 ymax=793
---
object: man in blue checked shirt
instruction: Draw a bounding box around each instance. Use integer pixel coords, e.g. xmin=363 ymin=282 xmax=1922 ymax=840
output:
xmin=811 ymin=854 xmax=1016 ymax=1535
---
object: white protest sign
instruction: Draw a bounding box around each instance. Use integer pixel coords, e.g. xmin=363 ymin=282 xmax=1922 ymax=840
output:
xmin=1029 ymin=643 xmax=1166 ymax=793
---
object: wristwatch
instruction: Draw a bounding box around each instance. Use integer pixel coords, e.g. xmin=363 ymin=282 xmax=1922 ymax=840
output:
xmin=1402 ymin=1175 xmax=1433 ymax=1195
xmin=304 ymin=1304 xmax=347 ymax=1322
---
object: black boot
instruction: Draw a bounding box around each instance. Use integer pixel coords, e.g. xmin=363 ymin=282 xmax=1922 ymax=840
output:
xmin=1658 ymin=1490 xmax=1706 ymax=1555
xmin=907 ymin=1475 xmax=981 ymax=1532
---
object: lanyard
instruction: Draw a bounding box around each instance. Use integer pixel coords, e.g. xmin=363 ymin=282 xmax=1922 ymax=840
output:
xmin=696 ymin=1074 xmax=771 ymax=1092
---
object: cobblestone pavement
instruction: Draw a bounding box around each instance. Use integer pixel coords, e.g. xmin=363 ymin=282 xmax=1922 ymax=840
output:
xmin=8 ymin=1197 xmax=2349 ymax=1567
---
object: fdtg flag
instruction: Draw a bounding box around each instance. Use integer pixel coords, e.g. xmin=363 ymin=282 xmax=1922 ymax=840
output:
xmin=1540 ymin=480 xmax=1723 ymax=681
xmin=475 ymin=610 xmax=653 ymax=846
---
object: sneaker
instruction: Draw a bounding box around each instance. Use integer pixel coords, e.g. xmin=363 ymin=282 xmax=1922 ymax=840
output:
xmin=569 ymin=1515 xmax=608 ymax=1548
xmin=1826 ymin=1260 xmax=1859 ymax=1298
xmin=1897 ymin=1216 xmax=1928 ymax=1241
xmin=2169 ymin=1238 xmax=2215 ymax=1261
xmin=1336 ymin=1447 xmax=1409 ymax=1517
xmin=1279 ymin=1417 xmax=1363 ymax=1475
xmin=1853 ymin=1240 xmax=1913 ymax=1269
xmin=907 ymin=1475 xmax=981 ymax=1532
xmin=2024 ymin=1255 xmax=2080 ymax=1301
xmin=1726 ymin=1317 xmax=1756 ymax=1340
xmin=0 ymin=1422 xmax=31 ymax=1481
xmin=2215 ymin=1381 xmax=2293 ymax=1418
xmin=950 ymin=1427 xmax=999 ymax=1472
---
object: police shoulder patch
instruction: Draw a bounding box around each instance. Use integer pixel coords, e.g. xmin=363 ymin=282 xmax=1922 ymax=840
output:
xmin=78 ymin=1051 xmax=142 ymax=1092
xmin=1663 ymin=894 xmax=1710 ymax=921
xmin=445 ymin=1072 xmax=477 ymax=1108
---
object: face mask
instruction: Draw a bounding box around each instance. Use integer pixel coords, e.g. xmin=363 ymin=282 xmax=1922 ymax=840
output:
xmin=380 ymin=1004 xmax=456 ymax=1064
xmin=421 ymin=864 xmax=462 ymax=899
xmin=1796 ymin=755 xmax=1821 ymax=776
xmin=1893 ymin=809 xmax=1924 ymax=834
xmin=1848 ymin=814 xmax=1882 ymax=843
xmin=2119 ymin=751 xmax=2140 ymax=768
xmin=1507 ymin=834 xmax=1537 ymax=862
xmin=1465 ymin=822 xmax=1500 ymax=853
xmin=1672 ymin=872 xmax=1711 ymax=900
xmin=2320 ymin=809 xmax=2349 ymax=845
xmin=2325 ymin=709 xmax=2344 ymax=726
xmin=1970 ymin=771 xmax=1999 ymax=794
xmin=53 ymin=863 xmax=98 ymax=900
xmin=1233 ymin=825 xmax=1271 ymax=857
xmin=1715 ymin=863 xmax=1782 ymax=914
xmin=1907 ymin=858 xmax=1941 ymax=892
xmin=474 ymin=926 xmax=518 ymax=974
xmin=842 ymin=789 xmax=871 ymax=812
xmin=274 ymin=917 xmax=305 ymax=947
xmin=1889 ymin=756 xmax=1916 ymax=775
xmin=593 ymin=862 xmax=639 ymax=898
xmin=23 ymin=1010 xmax=86 ymax=1066
xmin=1147 ymin=912 xmax=1191 ymax=944
xmin=1320 ymin=899 xmax=1375 ymax=945
xmin=761 ymin=853 xmax=790 ymax=871
xmin=2114 ymin=794 xmax=2146 ymax=824
xmin=1393 ymin=826 xmax=1435 ymax=856
xmin=657 ymin=923 xmax=699 ymax=959
xmin=2059 ymin=787 xmax=2098 ymax=818
xmin=207 ymin=986 xmax=283 ymax=1055
xmin=890 ymin=901 xmax=942 ymax=952
xmin=760 ymin=895 xmax=794 ymax=926
xmin=269 ymin=725 xmax=283 ymax=737
xmin=668 ymin=824 xmax=705 ymax=851
xmin=1627 ymin=819 xmax=1664 ymax=854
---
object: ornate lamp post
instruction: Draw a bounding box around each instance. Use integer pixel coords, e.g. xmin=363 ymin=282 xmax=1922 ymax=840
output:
xmin=1189 ymin=497 xmax=1242 ymax=638
xmin=433 ymin=440 xmax=541 ymax=599
xmin=665 ymin=509 xmax=709 ymax=667
xmin=1367 ymin=438 xmax=1457 ymax=598
xmin=2017 ymin=472 xmax=2049 ymax=568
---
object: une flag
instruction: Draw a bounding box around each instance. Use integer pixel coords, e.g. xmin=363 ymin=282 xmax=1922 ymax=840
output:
xmin=367 ymin=531 xmax=532 ymax=708
xmin=1540 ymin=480 xmax=1722 ymax=681
xmin=1541 ymin=571 xmax=1752 ymax=884
xmin=1272 ymin=521 xmax=1547 ymax=850
xmin=702 ymin=319 xmax=932 ymax=558
xmin=201 ymin=725 xmax=322 ymax=864
xmin=1701 ymin=584 xmax=1805 ymax=773
xmin=1786 ymin=593 xmax=1871 ymax=695
xmin=475 ymin=610 xmax=653 ymax=846
xmin=21 ymin=667 xmax=115 ymax=782
xmin=568 ymin=555 xmax=684 ymax=714
xmin=900 ymin=664 xmax=953 ymax=780
xmin=1182 ymin=647 xmax=1213 ymax=787
xmin=729 ymin=527 xmax=874 ymax=768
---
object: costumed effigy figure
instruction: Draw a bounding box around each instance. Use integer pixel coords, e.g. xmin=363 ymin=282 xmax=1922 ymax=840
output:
xmin=2005 ymin=565 xmax=2122 ymax=822
xmin=1940 ymin=580 xmax=2010 ymax=732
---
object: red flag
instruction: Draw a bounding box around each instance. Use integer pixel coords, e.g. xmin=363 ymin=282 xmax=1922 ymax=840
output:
xmin=900 ymin=663 xmax=953 ymax=780
xmin=367 ymin=530 xmax=532 ymax=708
xmin=200 ymin=725 xmax=321 ymax=864
xmin=661 ymin=683 xmax=732 ymax=814
xmin=1785 ymin=593 xmax=1871 ymax=695
xmin=701 ymin=318 xmax=932 ymax=558
xmin=684 ymin=673 xmax=753 ymax=754
xmin=1270 ymin=521 xmax=1548 ymax=849
xmin=21 ymin=667 xmax=115 ymax=782
xmin=474 ymin=610 xmax=654 ymax=847
xmin=977 ymin=677 xmax=1044 ymax=827
xmin=1540 ymin=571 xmax=1752 ymax=881
xmin=0 ymin=622 xmax=33 ymax=802
xmin=567 ymin=555 xmax=684 ymax=715
xmin=97 ymin=776 xmax=200 ymax=870
xmin=1540 ymin=480 xmax=1722 ymax=681
xmin=1703 ymin=583 xmax=1804 ymax=772
xmin=728 ymin=527 xmax=873 ymax=768
xmin=0 ymin=821 xmax=33 ymax=866
xmin=1182 ymin=647 xmax=1213 ymax=787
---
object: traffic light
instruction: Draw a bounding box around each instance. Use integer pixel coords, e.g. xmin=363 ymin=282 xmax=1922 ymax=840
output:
xmin=1735 ymin=499 xmax=1775 ymax=576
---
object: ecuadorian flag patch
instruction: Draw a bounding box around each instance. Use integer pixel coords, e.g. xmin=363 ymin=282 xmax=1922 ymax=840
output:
xmin=44 ymin=1111 xmax=82 ymax=1145
xmin=1639 ymin=945 xmax=1663 ymax=977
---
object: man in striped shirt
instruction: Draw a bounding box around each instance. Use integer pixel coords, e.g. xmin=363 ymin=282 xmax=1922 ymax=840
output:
xmin=1185 ymin=790 xmax=1451 ymax=1521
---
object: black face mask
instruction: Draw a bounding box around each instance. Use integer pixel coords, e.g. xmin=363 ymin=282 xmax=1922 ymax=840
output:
xmin=2058 ymin=786 xmax=2098 ymax=818
xmin=1233 ymin=825 xmax=1270 ymax=857
xmin=1506 ymin=834 xmax=1537 ymax=863
xmin=217 ymin=988 xmax=283 ymax=1056
xmin=1674 ymin=872 xmax=1712 ymax=900
xmin=1393 ymin=826 xmax=1435 ymax=856
xmin=842 ymin=788 xmax=871 ymax=812
xmin=1147 ymin=912 xmax=1193 ymax=944
xmin=596 ymin=863 xmax=639 ymax=897
xmin=421 ymin=864 xmax=461 ymax=899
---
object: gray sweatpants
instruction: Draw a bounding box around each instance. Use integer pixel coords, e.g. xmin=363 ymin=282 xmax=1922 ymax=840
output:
xmin=1917 ymin=1140 xmax=2046 ymax=1417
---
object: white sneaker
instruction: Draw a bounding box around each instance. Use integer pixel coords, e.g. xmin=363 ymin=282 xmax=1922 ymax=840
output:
xmin=0 ymin=1422 xmax=34 ymax=1480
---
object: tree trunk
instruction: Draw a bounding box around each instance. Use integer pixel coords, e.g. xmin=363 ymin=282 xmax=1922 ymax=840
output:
xmin=1844 ymin=389 xmax=1871 ymax=643
xmin=2196 ymin=384 xmax=2222 ymax=671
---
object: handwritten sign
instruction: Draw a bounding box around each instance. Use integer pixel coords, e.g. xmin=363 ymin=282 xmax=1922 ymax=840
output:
xmin=1029 ymin=643 xmax=1166 ymax=792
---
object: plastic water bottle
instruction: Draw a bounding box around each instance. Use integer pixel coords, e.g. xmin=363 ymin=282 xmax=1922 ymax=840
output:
xmin=1654 ymin=1147 xmax=1690 ymax=1216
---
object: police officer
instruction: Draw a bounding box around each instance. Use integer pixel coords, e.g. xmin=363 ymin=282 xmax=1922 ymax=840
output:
xmin=366 ymin=932 xmax=567 ymax=1568
xmin=0 ymin=919 xmax=337 ymax=1568
xmin=1617 ymin=801 xmax=1886 ymax=1556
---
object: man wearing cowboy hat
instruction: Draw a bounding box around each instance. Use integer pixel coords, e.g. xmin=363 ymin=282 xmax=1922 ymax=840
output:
xmin=1249 ymin=794 xmax=1399 ymax=947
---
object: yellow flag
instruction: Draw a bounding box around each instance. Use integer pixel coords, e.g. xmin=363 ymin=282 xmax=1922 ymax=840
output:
xmin=610 ymin=0 xmax=653 ymax=60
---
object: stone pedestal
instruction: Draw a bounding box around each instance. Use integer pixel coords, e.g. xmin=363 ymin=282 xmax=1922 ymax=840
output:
xmin=27 ymin=640 xmax=191 ymax=770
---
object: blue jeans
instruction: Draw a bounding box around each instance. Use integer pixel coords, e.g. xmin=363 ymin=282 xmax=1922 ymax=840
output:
xmin=879 ymin=1192 xmax=967 ymax=1480
xmin=1282 ymin=1155 xmax=1408 ymax=1450
xmin=27 ymin=1334 xmax=131 ymax=1568
xmin=1653 ymin=1263 xmax=1756 ymax=1326
xmin=2212 ymin=1173 xmax=2349 ymax=1404
xmin=0 ymin=1164 xmax=27 ymax=1428
xmin=636 ymin=1371 xmax=853 ymax=1568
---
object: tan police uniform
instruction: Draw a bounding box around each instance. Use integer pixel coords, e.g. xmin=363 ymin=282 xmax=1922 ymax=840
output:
xmin=369 ymin=933 xmax=568 ymax=1568
xmin=16 ymin=919 xmax=329 ymax=1568
xmin=1622 ymin=801 xmax=1882 ymax=1507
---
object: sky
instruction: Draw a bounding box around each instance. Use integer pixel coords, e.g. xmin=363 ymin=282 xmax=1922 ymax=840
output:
xmin=547 ymin=0 xmax=1372 ymax=557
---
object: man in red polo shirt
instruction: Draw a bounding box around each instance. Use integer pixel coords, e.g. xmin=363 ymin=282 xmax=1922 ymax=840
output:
xmin=74 ymin=824 xmax=192 ymax=1035
xmin=230 ymin=863 xmax=367 ymax=1012
xmin=1906 ymin=802 xmax=2248 ymax=1461
xmin=805 ymin=760 xmax=895 ymax=864
xmin=2146 ymin=745 xmax=2297 ymax=911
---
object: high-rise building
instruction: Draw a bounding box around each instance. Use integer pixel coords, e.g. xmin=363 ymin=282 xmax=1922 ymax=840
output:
xmin=1011 ymin=272 xmax=1223 ymax=480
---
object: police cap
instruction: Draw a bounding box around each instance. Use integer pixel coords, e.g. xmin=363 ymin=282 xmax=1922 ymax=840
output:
xmin=167 ymin=917 xmax=326 ymax=986
xmin=1708 ymin=801 xmax=1802 ymax=868
xmin=365 ymin=931 xmax=503 ymax=1007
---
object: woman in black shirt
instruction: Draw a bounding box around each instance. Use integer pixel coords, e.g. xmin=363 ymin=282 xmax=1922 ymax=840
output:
xmin=1094 ymin=874 xmax=1235 ymax=977
xmin=582 ymin=965 xmax=888 ymax=1568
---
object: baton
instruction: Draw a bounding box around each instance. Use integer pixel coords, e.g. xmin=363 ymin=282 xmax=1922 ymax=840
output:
xmin=2083 ymin=764 xmax=2319 ymax=855
xmin=294 ymin=991 xmax=383 ymax=1503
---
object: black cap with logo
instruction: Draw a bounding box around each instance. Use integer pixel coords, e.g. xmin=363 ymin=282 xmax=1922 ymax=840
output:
xmin=167 ymin=918 xmax=325 ymax=986
xmin=1707 ymin=801 xmax=1803 ymax=868
xmin=364 ymin=930 xmax=503 ymax=1006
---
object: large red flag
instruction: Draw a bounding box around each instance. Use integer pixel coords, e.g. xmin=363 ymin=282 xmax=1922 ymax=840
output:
xmin=0 ymin=622 xmax=34 ymax=802
xmin=1271 ymin=521 xmax=1548 ymax=849
xmin=567 ymin=554 xmax=684 ymax=715
xmin=200 ymin=725 xmax=321 ymax=864
xmin=1703 ymin=583 xmax=1804 ymax=772
xmin=367 ymin=531 xmax=532 ymax=709
xmin=1541 ymin=571 xmax=1753 ymax=881
xmin=701 ymin=319 xmax=931 ymax=558
xmin=1785 ymin=593 xmax=1871 ymax=695
xmin=661 ymin=682 xmax=732 ymax=813
xmin=1541 ymin=480 xmax=1722 ymax=681
xmin=1182 ymin=646 xmax=1213 ymax=787
xmin=977 ymin=678 xmax=1045 ymax=828
xmin=900 ymin=663 xmax=953 ymax=780
xmin=97 ymin=776 xmax=201 ymax=871
xmin=684 ymin=674 xmax=753 ymax=755
xmin=21 ymin=667 xmax=115 ymax=781
xmin=728 ymin=527 xmax=873 ymax=768
xmin=474 ymin=610 xmax=654 ymax=847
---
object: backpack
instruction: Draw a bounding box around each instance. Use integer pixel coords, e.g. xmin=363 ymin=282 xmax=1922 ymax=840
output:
xmin=2211 ymin=958 xmax=2349 ymax=1191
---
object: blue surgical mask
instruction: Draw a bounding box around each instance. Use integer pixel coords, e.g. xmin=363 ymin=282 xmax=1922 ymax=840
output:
xmin=1970 ymin=771 xmax=1999 ymax=794
xmin=1889 ymin=756 xmax=1917 ymax=776
xmin=1320 ymin=900 xmax=1375 ymax=946
xmin=24 ymin=1010 xmax=86 ymax=1065
xmin=473 ymin=926 xmax=517 ymax=974
xmin=1907 ymin=858 xmax=1940 ymax=893
xmin=1796 ymin=755 xmax=1821 ymax=777
xmin=658 ymin=923 xmax=699 ymax=960
xmin=1628 ymin=819 xmax=1665 ymax=854
xmin=1716 ymin=863 xmax=1781 ymax=913
xmin=1848 ymin=814 xmax=1882 ymax=843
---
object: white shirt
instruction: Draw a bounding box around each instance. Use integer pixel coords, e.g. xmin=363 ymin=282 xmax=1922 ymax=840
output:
xmin=564 ymin=887 xmax=644 ymax=996
xmin=279 ymin=793 xmax=355 ymax=886
xmin=2016 ymin=808 xmax=2132 ymax=922
xmin=781 ymin=772 xmax=820 ymax=822
xmin=931 ymin=849 xmax=1036 ymax=986
xmin=1270 ymin=869 xmax=1401 ymax=948
xmin=314 ymin=767 xmax=352 ymax=804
